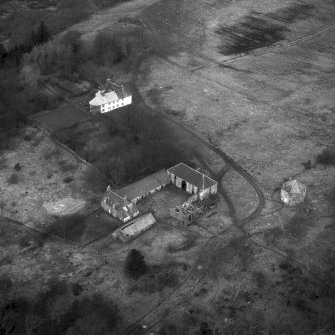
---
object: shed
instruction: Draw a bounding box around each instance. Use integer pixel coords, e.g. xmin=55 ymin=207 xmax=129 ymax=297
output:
xmin=113 ymin=213 xmax=156 ymax=242
xmin=167 ymin=163 xmax=218 ymax=199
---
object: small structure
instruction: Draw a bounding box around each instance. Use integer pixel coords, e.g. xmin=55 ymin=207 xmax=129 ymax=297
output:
xmin=89 ymin=79 xmax=132 ymax=114
xmin=112 ymin=213 xmax=156 ymax=243
xmin=280 ymin=179 xmax=306 ymax=206
xmin=117 ymin=169 xmax=170 ymax=204
xmin=167 ymin=163 xmax=218 ymax=200
xmin=170 ymin=198 xmax=203 ymax=226
xmin=101 ymin=186 xmax=139 ymax=223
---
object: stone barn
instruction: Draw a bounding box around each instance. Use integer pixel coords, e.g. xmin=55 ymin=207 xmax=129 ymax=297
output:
xmin=167 ymin=163 xmax=218 ymax=200
xmin=117 ymin=169 xmax=170 ymax=204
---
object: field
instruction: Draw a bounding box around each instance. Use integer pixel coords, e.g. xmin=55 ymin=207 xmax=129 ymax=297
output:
xmin=34 ymin=104 xmax=93 ymax=132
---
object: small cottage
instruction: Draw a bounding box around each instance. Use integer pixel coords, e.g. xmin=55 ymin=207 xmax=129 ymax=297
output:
xmin=101 ymin=186 xmax=139 ymax=223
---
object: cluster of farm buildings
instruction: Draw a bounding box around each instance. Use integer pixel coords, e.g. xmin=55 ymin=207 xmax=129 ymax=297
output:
xmin=101 ymin=163 xmax=218 ymax=242
xmin=89 ymin=80 xmax=218 ymax=241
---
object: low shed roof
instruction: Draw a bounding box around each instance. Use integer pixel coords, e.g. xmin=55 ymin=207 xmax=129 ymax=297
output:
xmin=117 ymin=169 xmax=170 ymax=202
xmin=167 ymin=163 xmax=217 ymax=190
xmin=121 ymin=213 xmax=156 ymax=237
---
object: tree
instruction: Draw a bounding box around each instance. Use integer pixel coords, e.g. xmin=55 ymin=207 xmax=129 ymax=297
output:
xmin=92 ymin=31 xmax=124 ymax=65
xmin=20 ymin=64 xmax=41 ymax=89
xmin=31 ymin=21 xmax=50 ymax=46
xmin=124 ymin=249 xmax=147 ymax=279
xmin=0 ymin=43 xmax=7 ymax=65
xmin=61 ymin=31 xmax=82 ymax=55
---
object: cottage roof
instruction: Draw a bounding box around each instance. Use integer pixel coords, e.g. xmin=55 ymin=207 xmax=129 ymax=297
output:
xmin=104 ymin=188 xmax=128 ymax=207
xmin=89 ymin=90 xmax=119 ymax=106
xmin=89 ymin=82 xmax=131 ymax=107
xmin=167 ymin=163 xmax=217 ymax=190
xmin=117 ymin=169 xmax=170 ymax=202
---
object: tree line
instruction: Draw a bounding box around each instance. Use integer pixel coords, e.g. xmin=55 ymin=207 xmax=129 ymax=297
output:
xmin=0 ymin=276 xmax=122 ymax=335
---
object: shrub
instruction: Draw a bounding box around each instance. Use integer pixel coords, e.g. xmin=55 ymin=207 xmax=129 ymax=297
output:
xmin=58 ymin=160 xmax=77 ymax=173
xmin=43 ymin=148 xmax=60 ymax=160
xmin=63 ymin=176 xmax=74 ymax=183
xmin=72 ymin=283 xmax=83 ymax=296
xmin=316 ymin=148 xmax=335 ymax=166
xmin=157 ymin=271 xmax=179 ymax=288
xmin=124 ymin=249 xmax=147 ymax=279
xmin=7 ymin=172 xmax=20 ymax=184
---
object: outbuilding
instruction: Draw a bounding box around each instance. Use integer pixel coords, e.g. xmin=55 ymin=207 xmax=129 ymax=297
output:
xmin=112 ymin=213 xmax=156 ymax=242
xmin=167 ymin=163 xmax=217 ymax=200
xmin=117 ymin=169 xmax=170 ymax=204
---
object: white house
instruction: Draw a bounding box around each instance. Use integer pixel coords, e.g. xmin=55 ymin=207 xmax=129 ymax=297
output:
xmin=89 ymin=79 xmax=132 ymax=114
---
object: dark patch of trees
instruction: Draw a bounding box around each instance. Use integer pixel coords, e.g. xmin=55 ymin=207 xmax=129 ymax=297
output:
xmin=316 ymin=148 xmax=335 ymax=167
xmin=92 ymin=31 xmax=124 ymax=66
xmin=125 ymin=249 xmax=147 ymax=279
xmin=0 ymin=276 xmax=122 ymax=335
xmin=30 ymin=21 xmax=51 ymax=46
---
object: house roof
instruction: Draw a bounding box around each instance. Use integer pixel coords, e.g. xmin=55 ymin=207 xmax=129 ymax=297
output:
xmin=115 ymin=88 xmax=131 ymax=100
xmin=117 ymin=169 xmax=170 ymax=202
xmin=89 ymin=81 xmax=131 ymax=107
xmin=89 ymin=90 xmax=119 ymax=106
xmin=167 ymin=163 xmax=217 ymax=190
xmin=104 ymin=188 xmax=128 ymax=207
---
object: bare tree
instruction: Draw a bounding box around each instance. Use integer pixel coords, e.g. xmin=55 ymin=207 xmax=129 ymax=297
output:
xmin=25 ymin=313 xmax=44 ymax=335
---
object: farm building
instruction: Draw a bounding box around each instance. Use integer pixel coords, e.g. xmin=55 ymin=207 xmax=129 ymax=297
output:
xmin=117 ymin=169 xmax=171 ymax=204
xmin=89 ymin=79 xmax=132 ymax=114
xmin=167 ymin=163 xmax=218 ymax=200
xmin=112 ymin=213 xmax=156 ymax=243
xmin=102 ymin=164 xmax=217 ymax=223
xmin=101 ymin=186 xmax=139 ymax=223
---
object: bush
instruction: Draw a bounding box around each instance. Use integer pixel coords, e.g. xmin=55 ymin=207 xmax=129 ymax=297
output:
xmin=7 ymin=172 xmax=20 ymax=184
xmin=157 ymin=271 xmax=179 ymax=288
xmin=125 ymin=249 xmax=147 ymax=279
xmin=316 ymin=148 xmax=335 ymax=166
xmin=58 ymin=160 xmax=77 ymax=173
xmin=43 ymin=148 xmax=60 ymax=160
xmin=63 ymin=176 xmax=74 ymax=183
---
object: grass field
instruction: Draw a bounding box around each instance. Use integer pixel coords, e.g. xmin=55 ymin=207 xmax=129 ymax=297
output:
xmin=34 ymin=104 xmax=92 ymax=131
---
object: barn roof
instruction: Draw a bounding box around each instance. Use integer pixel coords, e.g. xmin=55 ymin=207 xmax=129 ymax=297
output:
xmin=117 ymin=169 xmax=170 ymax=202
xmin=167 ymin=163 xmax=217 ymax=190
